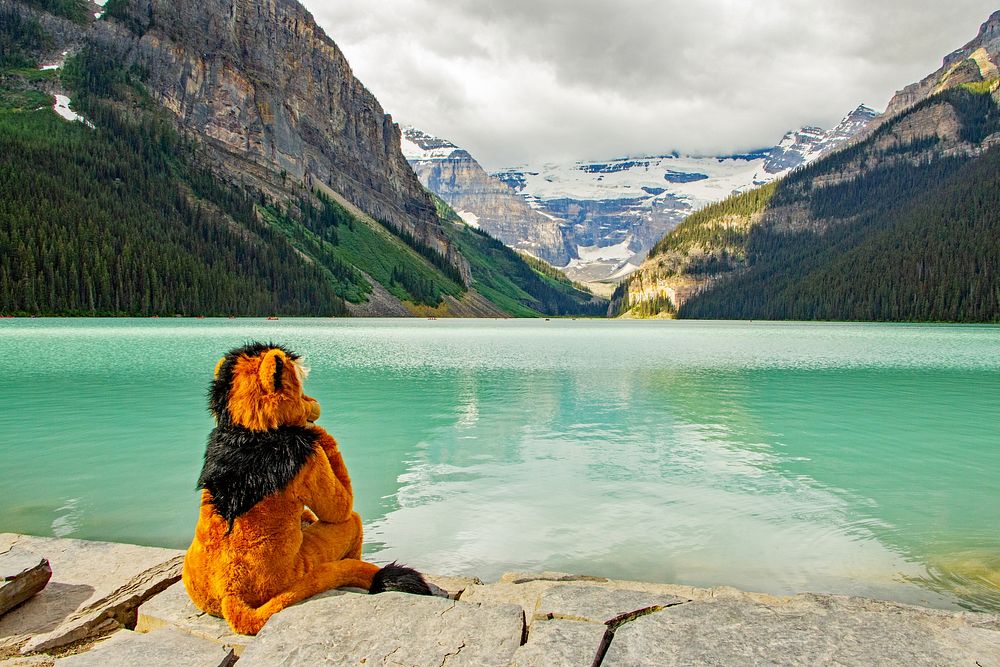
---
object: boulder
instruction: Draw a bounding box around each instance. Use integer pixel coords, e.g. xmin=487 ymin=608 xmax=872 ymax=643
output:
xmin=54 ymin=628 xmax=236 ymax=667
xmin=0 ymin=657 xmax=54 ymax=666
xmin=239 ymin=591 xmax=525 ymax=667
xmin=0 ymin=549 xmax=52 ymax=617
xmin=461 ymin=574 xmax=703 ymax=627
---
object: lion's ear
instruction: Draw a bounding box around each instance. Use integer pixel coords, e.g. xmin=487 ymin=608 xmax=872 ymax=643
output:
xmin=258 ymin=349 xmax=287 ymax=394
xmin=213 ymin=357 xmax=226 ymax=379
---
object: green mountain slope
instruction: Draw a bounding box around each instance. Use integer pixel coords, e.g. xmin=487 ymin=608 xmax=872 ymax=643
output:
xmin=258 ymin=192 xmax=465 ymax=310
xmin=432 ymin=195 xmax=605 ymax=317
xmin=0 ymin=61 xmax=351 ymax=316
xmin=682 ymin=144 xmax=1000 ymax=321
xmin=0 ymin=47 xmax=465 ymax=316
xmin=615 ymin=83 xmax=1000 ymax=323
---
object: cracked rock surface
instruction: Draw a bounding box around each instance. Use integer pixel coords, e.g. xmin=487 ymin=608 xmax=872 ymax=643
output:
xmin=601 ymin=594 xmax=1000 ymax=667
xmin=238 ymin=591 xmax=524 ymax=667
xmin=511 ymin=619 xmax=606 ymax=667
xmin=534 ymin=585 xmax=687 ymax=624
xmin=461 ymin=573 xmax=1000 ymax=667
xmin=54 ymin=628 xmax=236 ymax=667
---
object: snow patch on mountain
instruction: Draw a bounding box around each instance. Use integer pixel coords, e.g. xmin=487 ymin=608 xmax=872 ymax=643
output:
xmin=575 ymin=240 xmax=635 ymax=263
xmin=496 ymin=153 xmax=770 ymax=205
xmin=53 ymin=95 xmax=94 ymax=128
xmin=39 ymin=50 xmax=69 ymax=70
xmin=564 ymin=241 xmax=644 ymax=284
xmin=455 ymin=210 xmax=481 ymax=228
xmin=764 ymin=105 xmax=878 ymax=173
xmin=498 ymin=105 xmax=879 ymax=211
xmin=401 ymin=126 xmax=462 ymax=161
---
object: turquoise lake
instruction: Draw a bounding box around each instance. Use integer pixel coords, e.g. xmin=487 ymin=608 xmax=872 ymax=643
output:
xmin=1 ymin=319 xmax=999 ymax=613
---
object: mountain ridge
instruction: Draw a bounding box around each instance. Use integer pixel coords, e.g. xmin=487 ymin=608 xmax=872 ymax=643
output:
xmin=870 ymin=10 xmax=999 ymax=131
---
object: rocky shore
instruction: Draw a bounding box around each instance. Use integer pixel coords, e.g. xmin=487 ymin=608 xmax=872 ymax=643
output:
xmin=2 ymin=533 xmax=999 ymax=666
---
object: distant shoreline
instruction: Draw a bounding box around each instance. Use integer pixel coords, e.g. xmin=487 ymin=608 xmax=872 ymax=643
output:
xmin=2 ymin=315 xmax=999 ymax=325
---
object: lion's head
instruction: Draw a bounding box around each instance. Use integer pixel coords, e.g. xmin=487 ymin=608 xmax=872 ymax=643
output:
xmin=209 ymin=342 xmax=320 ymax=431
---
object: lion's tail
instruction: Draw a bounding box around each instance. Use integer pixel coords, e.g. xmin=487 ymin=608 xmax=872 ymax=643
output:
xmin=369 ymin=562 xmax=434 ymax=596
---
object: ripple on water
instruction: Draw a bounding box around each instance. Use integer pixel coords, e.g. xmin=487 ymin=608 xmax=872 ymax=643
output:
xmin=51 ymin=497 xmax=82 ymax=538
xmin=908 ymin=551 xmax=1000 ymax=613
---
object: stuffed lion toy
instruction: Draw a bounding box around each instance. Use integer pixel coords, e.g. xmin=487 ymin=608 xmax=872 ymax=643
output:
xmin=182 ymin=342 xmax=431 ymax=635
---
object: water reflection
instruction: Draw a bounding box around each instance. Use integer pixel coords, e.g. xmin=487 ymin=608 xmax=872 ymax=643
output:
xmin=363 ymin=364 xmax=963 ymax=611
xmin=343 ymin=335 xmax=999 ymax=612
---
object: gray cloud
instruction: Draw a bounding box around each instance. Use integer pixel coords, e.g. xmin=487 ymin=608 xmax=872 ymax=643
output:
xmin=304 ymin=0 xmax=998 ymax=169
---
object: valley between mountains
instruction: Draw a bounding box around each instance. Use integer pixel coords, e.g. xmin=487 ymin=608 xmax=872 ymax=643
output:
xmin=1 ymin=0 xmax=998 ymax=322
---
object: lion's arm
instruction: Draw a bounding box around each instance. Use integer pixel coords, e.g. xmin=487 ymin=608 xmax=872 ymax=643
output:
xmin=296 ymin=448 xmax=352 ymax=523
xmin=312 ymin=429 xmax=354 ymax=498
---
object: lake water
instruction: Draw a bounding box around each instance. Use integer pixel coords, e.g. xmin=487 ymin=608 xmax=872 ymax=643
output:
xmin=1 ymin=319 xmax=998 ymax=613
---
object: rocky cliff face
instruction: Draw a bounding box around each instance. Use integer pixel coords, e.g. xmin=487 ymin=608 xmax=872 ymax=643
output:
xmin=92 ymin=0 xmax=470 ymax=284
xmin=0 ymin=0 xmax=92 ymax=58
xmin=402 ymin=128 xmax=572 ymax=266
xmin=878 ymin=10 xmax=999 ymax=124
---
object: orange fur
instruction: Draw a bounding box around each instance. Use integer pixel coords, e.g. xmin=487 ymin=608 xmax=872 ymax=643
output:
xmin=225 ymin=351 xmax=318 ymax=432
xmin=183 ymin=347 xmax=380 ymax=635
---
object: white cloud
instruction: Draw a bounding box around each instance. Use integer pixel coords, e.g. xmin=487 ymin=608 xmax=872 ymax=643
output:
xmin=303 ymin=0 xmax=998 ymax=169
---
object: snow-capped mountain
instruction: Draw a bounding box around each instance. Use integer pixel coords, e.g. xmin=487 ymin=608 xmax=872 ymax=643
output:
xmin=403 ymin=105 xmax=878 ymax=285
xmin=763 ymin=105 xmax=879 ymax=173
xmin=492 ymin=153 xmax=770 ymax=283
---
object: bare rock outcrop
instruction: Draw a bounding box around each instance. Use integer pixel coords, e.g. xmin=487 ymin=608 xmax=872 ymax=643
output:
xmin=90 ymin=0 xmax=470 ymax=284
xmin=407 ymin=143 xmax=573 ymax=267
xmin=878 ymin=10 xmax=1000 ymax=125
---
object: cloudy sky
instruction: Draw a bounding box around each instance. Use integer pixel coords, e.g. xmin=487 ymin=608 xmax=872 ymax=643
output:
xmin=302 ymin=1 xmax=997 ymax=170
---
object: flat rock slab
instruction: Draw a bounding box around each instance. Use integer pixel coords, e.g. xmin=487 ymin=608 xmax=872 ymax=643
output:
xmin=0 ymin=549 xmax=53 ymax=617
xmin=135 ymin=573 xmax=479 ymax=656
xmin=535 ymin=584 xmax=688 ymax=624
xmin=0 ymin=534 xmax=183 ymax=654
xmin=55 ymin=628 xmax=236 ymax=667
xmin=602 ymin=594 xmax=1000 ymax=667
xmin=511 ymin=619 xmax=607 ymax=667
xmin=135 ymin=582 xmax=249 ymax=656
xmin=239 ymin=591 xmax=525 ymax=667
